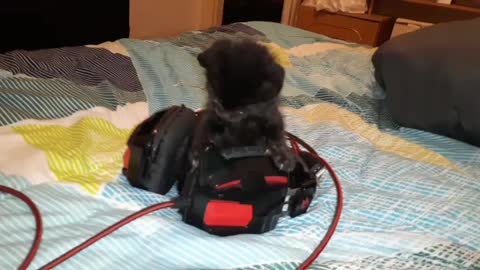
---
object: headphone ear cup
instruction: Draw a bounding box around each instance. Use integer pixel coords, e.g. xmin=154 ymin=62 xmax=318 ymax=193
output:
xmin=125 ymin=105 xmax=197 ymax=195
xmin=288 ymin=187 xmax=315 ymax=217
xmin=150 ymin=106 xmax=196 ymax=195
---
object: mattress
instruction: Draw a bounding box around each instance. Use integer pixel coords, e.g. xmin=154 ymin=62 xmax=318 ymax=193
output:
xmin=0 ymin=22 xmax=479 ymax=270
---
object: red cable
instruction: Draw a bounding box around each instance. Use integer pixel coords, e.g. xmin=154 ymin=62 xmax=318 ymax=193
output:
xmin=39 ymin=145 xmax=342 ymax=269
xmin=289 ymin=137 xmax=301 ymax=154
xmin=286 ymin=132 xmax=343 ymax=270
xmin=6 ymin=133 xmax=341 ymax=270
xmin=297 ymin=154 xmax=343 ymax=270
xmin=40 ymin=201 xmax=176 ymax=270
xmin=0 ymin=185 xmax=43 ymax=270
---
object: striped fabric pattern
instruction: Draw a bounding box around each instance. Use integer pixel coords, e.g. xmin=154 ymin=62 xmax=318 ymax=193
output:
xmin=119 ymin=40 xmax=208 ymax=114
xmin=0 ymin=22 xmax=479 ymax=270
xmin=12 ymin=117 xmax=132 ymax=193
xmin=0 ymin=74 xmax=145 ymax=126
xmin=161 ymin=22 xmax=271 ymax=50
xmin=0 ymin=45 xmax=142 ymax=92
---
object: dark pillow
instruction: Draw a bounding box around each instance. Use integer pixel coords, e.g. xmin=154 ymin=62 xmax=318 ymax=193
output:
xmin=372 ymin=17 xmax=480 ymax=147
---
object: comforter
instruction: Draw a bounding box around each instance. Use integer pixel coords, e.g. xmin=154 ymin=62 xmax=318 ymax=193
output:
xmin=0 ymin=22 xmax=478 ymax=270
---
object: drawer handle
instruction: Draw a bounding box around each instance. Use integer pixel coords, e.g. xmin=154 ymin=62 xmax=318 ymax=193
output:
xmin=315 ymin=22 xmax=363 ymax=42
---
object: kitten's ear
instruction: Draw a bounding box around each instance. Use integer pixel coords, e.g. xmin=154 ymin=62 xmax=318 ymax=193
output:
xmin=197 ymin=39 xmax=232 ymax=68
xmin=259 ymin=62 xmax=285 ymax=100
xmin=197 ymin=51 xmax=209 ymax=68
xmin=268 ymin=61 xmax=285 ymax=94
xmin=274 ymin=62 xmax=285 ymax=81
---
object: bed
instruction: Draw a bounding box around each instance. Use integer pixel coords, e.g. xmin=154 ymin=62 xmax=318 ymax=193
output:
xmin=0 ymin=19 xmax=479 ymax=270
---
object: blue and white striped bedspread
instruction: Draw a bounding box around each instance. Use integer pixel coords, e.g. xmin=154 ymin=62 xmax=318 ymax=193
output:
xmin=0 ymin=21 xmax=478 ymax=270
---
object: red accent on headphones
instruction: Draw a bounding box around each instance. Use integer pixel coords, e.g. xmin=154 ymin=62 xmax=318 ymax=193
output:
xmin=215 ymin=176 xmax=288 ymax=191
xmin=204 ymin=200 xmax=254 ymax=227
xmin=123 ymin=147 xmax=131 ymax=170
xmin=264 ymin=176 xmax=288 ymax=185
xmin=216 ymin=180 xmax=242 ymax=190
xmin=301 ymin=198 xmax=311 ymax=210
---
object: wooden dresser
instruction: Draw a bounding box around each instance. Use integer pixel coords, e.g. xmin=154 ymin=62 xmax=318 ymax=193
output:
xmin=293 ymin=4 xmax=396 ymax=47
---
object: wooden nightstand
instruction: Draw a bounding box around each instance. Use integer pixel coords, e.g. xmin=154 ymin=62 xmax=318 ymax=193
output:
xmin=293 ymin=5 xmax=395 ymax=47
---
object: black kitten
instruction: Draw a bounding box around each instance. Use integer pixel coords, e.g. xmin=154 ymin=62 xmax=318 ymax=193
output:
xmin=191 ymin=38 xmax=296 ymax=172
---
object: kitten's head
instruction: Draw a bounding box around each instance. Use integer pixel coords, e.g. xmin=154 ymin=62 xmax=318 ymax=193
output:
xmin=198 ymin=39 xmax=285 ymax=110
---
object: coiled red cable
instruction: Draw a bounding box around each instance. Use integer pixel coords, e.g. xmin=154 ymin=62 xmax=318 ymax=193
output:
xmin=1 ymin=133 xmax=343 ymax=270
xmin=298 ymin=154 xmax=343 ymax=269
xmin=0 ymin=185 xmax=43 ymax=270
xmin=287 ymin=132 xmax=343 ymax=270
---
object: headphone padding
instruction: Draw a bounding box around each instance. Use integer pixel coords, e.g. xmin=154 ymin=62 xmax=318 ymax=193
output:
xmin=127 ymin=105 xmax=196 ymax=195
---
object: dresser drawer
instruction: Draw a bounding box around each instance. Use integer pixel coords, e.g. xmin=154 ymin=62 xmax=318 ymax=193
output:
xmin=294 ymin=5 xmax=395 ymax=47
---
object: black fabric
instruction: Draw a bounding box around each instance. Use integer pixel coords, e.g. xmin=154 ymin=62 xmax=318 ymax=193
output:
xmin=372 ymin=17 xmax=480 ymax=146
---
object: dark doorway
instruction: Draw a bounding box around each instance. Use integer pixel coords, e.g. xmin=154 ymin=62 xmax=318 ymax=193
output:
xmin=0 ymin=0 xmax=129 ymax=53
xmin=222 ymin=0 xmax=284 ymax=25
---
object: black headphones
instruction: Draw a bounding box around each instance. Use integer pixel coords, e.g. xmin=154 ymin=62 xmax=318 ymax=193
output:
xmin=123 ymin=105 xmax=325 ymax=236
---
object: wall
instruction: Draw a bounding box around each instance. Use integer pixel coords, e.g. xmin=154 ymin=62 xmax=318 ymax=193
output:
xmin=130 ymin=0 xmax=223 ymax=39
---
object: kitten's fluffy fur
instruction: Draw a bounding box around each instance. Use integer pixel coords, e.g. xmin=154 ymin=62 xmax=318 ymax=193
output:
xmin=191 ymin=38 xmax=296 ymax=171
